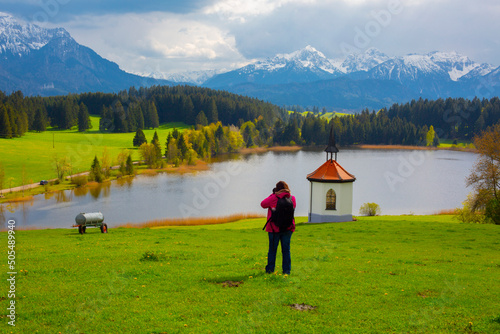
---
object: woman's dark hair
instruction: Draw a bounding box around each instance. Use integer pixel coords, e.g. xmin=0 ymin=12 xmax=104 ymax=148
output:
xmin=275 ymin=181 xmax=290 ymax=192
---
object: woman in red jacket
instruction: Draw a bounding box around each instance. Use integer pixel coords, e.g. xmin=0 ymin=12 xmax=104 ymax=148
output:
xmin=261 ymin=181 xmax=296 ymax=275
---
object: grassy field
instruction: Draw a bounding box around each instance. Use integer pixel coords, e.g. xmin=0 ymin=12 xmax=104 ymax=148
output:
xmin=1 ymin=215 xmax=499 ymax=333
xmin=438 ymin=139 xmax=474 ymax=149
xmin=1 ymin=117 xmax=188 ymax=189
xmin=289 ymin=111 xmax=352 ymax=119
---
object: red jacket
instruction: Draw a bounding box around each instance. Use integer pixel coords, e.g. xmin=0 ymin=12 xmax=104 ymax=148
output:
xmin=261 ymin=192 xmax=296 ymax=233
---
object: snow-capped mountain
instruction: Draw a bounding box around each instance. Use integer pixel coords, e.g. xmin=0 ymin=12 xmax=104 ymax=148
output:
xmin=160 ymin=69 xmax=223 ymax=85
xmin=428 ymin=51 xmax=488 ymax=81
xmin=349 ymin=51 xmax=497 ymax=97
xmin=204 ymin=46 xmax=496 ymax=90
xmin=204 ymin=47 xmax=498 ymax=110
xmin=204 ymin=45 xmax=343 ymax=87
xmin=1 ymin=11 xmax=498 ymax=109
xmin=335 ymin=47 xmax=391 ymax=73
xmin=0 ymin=12 xmax=171 ymax=96
xmin=0 ymin=12 xmax=69 ymax=58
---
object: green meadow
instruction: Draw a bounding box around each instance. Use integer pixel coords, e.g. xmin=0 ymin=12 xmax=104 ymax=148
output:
xmin=1 ymin=215 xmax=499 ymax=333
xmin=289 ymin=110 xmax=351 ymax=119
xmin=1 ymin=117 xmax=188 ymax=188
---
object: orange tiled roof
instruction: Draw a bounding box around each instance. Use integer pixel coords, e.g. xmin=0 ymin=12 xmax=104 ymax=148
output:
xmin=307 ymin=159 xmax=356 ymax=183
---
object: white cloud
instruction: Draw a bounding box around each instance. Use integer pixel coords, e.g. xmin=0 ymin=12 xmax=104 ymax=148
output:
xmin=63 ymin=12 xmax=246 ymax=74
xmin=55 ymin=0 xmax=500 ymax=75
xmin=203 ymin=0 xmax=317 ymax=22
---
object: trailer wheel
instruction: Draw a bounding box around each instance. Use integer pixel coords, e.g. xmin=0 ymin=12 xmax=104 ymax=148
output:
xmin=101 ymin=223 xmax=108 ymax=233
xmin=78 ymin=225 xmax=83 ymax=234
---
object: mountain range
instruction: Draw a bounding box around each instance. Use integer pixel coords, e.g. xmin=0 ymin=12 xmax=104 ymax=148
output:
xmin=1 ymin=12 xmax=499 ymax=110
xmin=199 ymin=46 xmax=499 ymax=110
xmin=0 ymin=12 xmax=171 ymax=96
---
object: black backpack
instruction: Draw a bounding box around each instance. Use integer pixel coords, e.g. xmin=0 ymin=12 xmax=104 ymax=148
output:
xmin=263 ymin=195 xmax=294 ymax=232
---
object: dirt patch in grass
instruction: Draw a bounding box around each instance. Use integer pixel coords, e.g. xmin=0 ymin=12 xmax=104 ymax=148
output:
xmin=220 ymin=280 xmax=243 ymax=287
xmin=289 ymin=303 xmax=317 ymax=311
xmin=417 ymin=290 xmax=439 ymax=298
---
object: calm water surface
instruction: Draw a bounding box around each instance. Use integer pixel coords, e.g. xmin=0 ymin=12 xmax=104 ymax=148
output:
xmin=2 ymin=149 xmax=478 ymax=229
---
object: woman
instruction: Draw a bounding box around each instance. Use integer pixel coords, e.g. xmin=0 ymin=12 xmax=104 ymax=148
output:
xmin=260 ymin=181 xmax=296 ymax=275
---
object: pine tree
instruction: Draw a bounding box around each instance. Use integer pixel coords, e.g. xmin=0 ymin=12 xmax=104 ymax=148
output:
xmin=151 ymin=130 xmax=162 ymax=159
xmin=125 ymin=154 xmax=134 ymax=175
xmin=0 ymin=105 xmax=13 ymax=138
xmin=99 ymin=106 xmax=111 ymax=132
xmin=177 ymin=134 xmax=188 ymax=160
xmin=89 ymin=156 xmax=103 ymax=183
xmin=136 ymin=105 xmax=145 ymax=130
xmin=195 ymin=110 xmax=208 ymax=127
xmin=32 ymin=108 xmax=47 ymax=132
xmin=113 ymin=101 xmax=128 ymax=133
xmin=77 ymin=103 xmax=91 ymax=132
xmin=133 ymin=129 xmax=147 ymax=147
xmin=172 ymin=128 xmax=180 ymax=140
xmin=165 ymin=132 xmax=173 ymax=157
xmin=147 ymin=102 xmax=159 ymax=128
xmin=208 ymin=98 xmax=218 ymax=123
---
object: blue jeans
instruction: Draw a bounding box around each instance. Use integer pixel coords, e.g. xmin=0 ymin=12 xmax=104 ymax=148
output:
xmin=266 ymin=231 xmax=293 ymax=274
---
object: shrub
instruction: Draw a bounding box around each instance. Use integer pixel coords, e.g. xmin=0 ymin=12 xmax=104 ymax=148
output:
xmin=71 ymin=175 xmax=88 ymax=187
xmin=484 ymin=199 xmax=500 ymax=225
xmin=359 ymin=203 xmax=381 ymax=216
xmin=454 ymin=193 xmax=487 ymax=224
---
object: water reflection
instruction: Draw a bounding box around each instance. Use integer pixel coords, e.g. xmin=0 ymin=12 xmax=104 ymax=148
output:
xmin=74 ymin=186 xmax=89 ymax=197
xmin=3 ymin=149 xmax=478 ymax=229
xmin=116 ymin=176 xmax=134 ymax=188
xmin=88 ymin=182 xmax=111 ymax=199
xmin=0 ymin=198 xmax=35 ymax=226
xmin=56 ymin=190 xmax=72 ymax=203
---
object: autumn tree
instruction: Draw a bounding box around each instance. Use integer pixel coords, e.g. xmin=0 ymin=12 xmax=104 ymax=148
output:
xmin=101 ymin=147 xmax=111 ymax=179
xmin=53 ymin=155 xmax=71 ymax=181
xmin=426 ymin=125 xmax=437 ymax=146
xmin=139 ymin=143 xmax=158 ymax=168
xmin=117 ymin=149 xmax=129 ymax=175
xmin=465 ymin=123 xmax=500 ymax=224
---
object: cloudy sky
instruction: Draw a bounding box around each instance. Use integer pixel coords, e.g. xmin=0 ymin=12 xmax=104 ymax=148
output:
xmin=2 ymin=0 xmax=499 ymax=75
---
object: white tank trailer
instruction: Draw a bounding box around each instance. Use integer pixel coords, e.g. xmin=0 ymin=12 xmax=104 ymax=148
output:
xmin=74 ymin=212 xmax=108 ymax=234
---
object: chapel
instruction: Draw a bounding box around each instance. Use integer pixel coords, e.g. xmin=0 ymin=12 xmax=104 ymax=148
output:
xmin=306 ymin=128 xmax=356 ymax=223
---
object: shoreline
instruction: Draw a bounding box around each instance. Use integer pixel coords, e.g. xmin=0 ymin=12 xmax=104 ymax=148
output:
xmin=0 ymin=143 xmax=475 ymax=203
xmin=0 ymin=159 xmax=211 ymax=204
xmin=1 ymin=212 xmax=459 ymax=232
xmin=351 ymin=144 xmax=476 ymax=152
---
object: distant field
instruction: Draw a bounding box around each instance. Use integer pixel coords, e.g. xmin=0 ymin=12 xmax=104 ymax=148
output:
xmin=438 ymin=139 xmax=474 ymax=149
xmin=288 ymin=110 xmax=351 ymax=119
xmin=1 ymin=116 xmax=188 ymax=188
xmin=2 ymin=215 xmax=499 ymax=333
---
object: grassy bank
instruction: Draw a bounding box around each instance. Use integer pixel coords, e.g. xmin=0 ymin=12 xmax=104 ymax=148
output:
xmin=1 ymin=215 xmax=499 ymax=333
xmin=0 ymin=117 xmax=188 ymax=189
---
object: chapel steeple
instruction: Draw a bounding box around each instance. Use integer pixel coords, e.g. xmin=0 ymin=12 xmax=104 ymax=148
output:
xmin=324 ymin=126 xmax=339 ymax=161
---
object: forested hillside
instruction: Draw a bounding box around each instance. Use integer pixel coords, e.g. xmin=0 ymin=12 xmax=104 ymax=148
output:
xmin=1 ymin=85 xmax=500 ymax=148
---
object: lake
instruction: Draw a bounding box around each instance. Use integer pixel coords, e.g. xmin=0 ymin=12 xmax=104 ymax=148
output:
xmin=2 ymin=148 xmax=478 ymax=229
